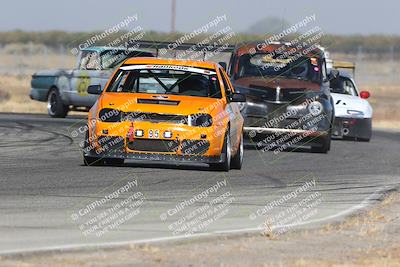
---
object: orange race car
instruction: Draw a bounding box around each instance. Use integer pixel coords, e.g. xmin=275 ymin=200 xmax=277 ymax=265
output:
xmin=82 ymin=57 xmax=246 ymax=171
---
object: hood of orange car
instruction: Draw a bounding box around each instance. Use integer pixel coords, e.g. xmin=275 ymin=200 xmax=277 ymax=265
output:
xmin=234 ymin=76 xmax=320 ymax=91
xmin=99 ymin=93 xmax=223 ymax=115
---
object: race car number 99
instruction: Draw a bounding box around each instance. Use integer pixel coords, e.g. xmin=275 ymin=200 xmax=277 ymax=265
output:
xmin=149 ymin=130 xmax=159 ymax=138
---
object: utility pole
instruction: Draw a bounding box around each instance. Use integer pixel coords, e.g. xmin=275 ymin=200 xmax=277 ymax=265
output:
xmin=171 ymin=0 xmax=176 ymax=33
xmin=389 ymin=45 xmax=395 ymax=81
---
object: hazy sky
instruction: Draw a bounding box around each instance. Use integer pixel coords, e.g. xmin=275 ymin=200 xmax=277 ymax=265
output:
xmin=0 ymin=0 xmax=398 ymax=35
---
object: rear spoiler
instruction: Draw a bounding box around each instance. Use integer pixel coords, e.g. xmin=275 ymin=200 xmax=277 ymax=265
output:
xmin=333 ymin=61 xmax=355 ymax=70
xmin=332 ymin=60 xmax=356 ymax=77
xmin=129 ymin=40 xmax=236 ymax=60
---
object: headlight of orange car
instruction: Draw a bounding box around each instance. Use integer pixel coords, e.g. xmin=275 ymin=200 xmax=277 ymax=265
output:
xmin=188 ymin=114 xmax=213 ymax=127
xmin=98 ymin=108 xmax=122 ymax=122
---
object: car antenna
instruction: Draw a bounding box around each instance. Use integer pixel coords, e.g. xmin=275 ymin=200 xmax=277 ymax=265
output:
xmin=280 ymin=9 xmax=286 ymax=42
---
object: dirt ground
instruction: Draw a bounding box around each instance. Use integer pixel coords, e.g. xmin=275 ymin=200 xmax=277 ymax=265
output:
xmin=1 ymin=190 xmax=399 ymax=267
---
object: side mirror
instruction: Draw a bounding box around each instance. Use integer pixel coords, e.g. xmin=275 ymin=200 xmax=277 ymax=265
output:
xmin=230 ymin=92 xmax=246 ymax=102
xmin=359 ymin=90 xmax=370 ymax=99
xmin=328 ymin=69 xmax=339 ymax=80
xmin=219 ymin=62 xmax=227 ymax=71
xmin=87 ymin=85 xmax=102 ymax=95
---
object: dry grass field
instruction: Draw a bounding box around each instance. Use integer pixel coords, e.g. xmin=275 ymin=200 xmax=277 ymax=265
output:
xmin=0 ymin=44 xmax=75 ymax=114
xmin=0 ymin=74 xmax=45 ymax=113
xmin=0 ymin=44 xmax=398 ymax=128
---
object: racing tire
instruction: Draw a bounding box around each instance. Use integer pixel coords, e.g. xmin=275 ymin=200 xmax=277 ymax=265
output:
xmin=357 ymin=127 xmax=372 ymax=142
xmin=327 ymin=127 xmax=332 ymax=151
xmin=311 ymin=135 xmax=331 ymax=154
xmin=231 ymin=133 xmax=243 ymax=170
xmin=209 ymin=130 xmax=231 ymax=171
xmin=326 ymin=119 xmax=333 ymax=151
xmin=47 ymin=88 xmax=69 ymax=118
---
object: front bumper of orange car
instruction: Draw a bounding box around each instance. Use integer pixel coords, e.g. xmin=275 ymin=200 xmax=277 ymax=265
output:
xmin=84 ymin=121 xmax=227 ymax=163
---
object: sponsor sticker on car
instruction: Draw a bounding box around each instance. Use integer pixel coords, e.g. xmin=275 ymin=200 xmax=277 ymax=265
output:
xmin=120 ymin=64 xmax=216 ymax=75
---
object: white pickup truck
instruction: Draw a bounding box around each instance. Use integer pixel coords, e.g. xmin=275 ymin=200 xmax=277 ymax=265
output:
xmin=29 ymin=47 xmax=153 ymax=117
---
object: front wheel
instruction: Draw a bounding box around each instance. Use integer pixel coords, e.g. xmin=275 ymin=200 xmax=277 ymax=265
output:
xmin=231 ymin=134 xmax=243 ymax=170
xmin=311 ymin=135 xmax=331 ymax=154
xmin=210 ymin=131 xmax=231 ymax=171
xmin=357 ymin=126 xmax=372 ymax=142
xmin=47 ymin=88 xmax=69 ymax=118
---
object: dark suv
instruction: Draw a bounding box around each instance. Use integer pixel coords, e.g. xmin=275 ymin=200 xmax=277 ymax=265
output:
xmin=226 ymin=42 xmax=334 ymax=153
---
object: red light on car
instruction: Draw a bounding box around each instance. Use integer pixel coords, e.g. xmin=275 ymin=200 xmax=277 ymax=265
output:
xmin=360 ymin=91 xmax=370 ymax=99
xmin=311 ymin=57 xmax=318 ymax=65
xmin=127 ymin=123 xmax=135 ymax=142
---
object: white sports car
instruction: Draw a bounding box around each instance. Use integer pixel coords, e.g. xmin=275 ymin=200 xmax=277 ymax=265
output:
xmin=330 ymin=71 xmax=372 ymax=141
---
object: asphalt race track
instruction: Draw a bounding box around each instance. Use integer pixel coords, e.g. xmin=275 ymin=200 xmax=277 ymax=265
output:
xmin=0 ymin=113 xmax=399 ymax=254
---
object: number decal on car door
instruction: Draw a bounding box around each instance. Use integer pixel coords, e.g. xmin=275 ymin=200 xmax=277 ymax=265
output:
xmin=76 ymin=71 xmax=91 ymax=96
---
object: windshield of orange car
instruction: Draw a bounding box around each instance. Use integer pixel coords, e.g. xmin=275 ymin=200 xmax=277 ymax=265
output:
xmin=236 ymin=53 xmax=321 ymax=83
xmin=106 ymin=65 xmax=222 ymax=98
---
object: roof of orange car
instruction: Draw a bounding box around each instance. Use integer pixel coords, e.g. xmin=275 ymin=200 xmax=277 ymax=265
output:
xmin=122 ymin=57 xmax=218 ymax=69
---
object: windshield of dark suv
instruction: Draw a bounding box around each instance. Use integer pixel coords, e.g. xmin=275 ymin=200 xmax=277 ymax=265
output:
xmin=106 ymin=65 xmax=222 ymax=98
xmin=236 ymin=53 xmax=322 ymax=83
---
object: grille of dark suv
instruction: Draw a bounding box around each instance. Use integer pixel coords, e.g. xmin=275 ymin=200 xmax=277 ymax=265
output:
xmin=248 ymin=85 xmax=306 ymax=103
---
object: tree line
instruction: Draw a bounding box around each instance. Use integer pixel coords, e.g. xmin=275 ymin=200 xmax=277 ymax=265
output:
xmin=0 ymin=30 xmax=399 ymax=55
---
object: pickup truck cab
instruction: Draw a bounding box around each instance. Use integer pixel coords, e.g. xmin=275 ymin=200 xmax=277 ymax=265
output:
xmin=30 ymin=47 xmax=153 ymax=117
